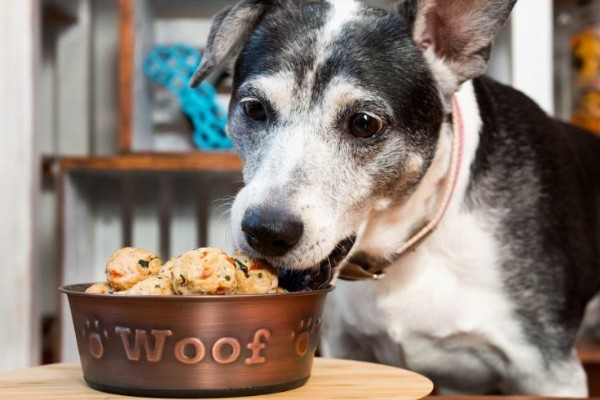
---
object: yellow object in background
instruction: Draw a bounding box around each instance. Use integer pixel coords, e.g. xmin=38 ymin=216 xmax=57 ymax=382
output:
xmin=571 ymin=27 xmax=600 ymax=135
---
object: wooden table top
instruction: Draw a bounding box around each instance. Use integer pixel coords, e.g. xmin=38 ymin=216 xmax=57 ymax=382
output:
xmin=0 ymin=358 xmax=433 ymax=400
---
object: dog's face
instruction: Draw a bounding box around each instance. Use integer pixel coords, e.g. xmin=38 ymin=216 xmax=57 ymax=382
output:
xmin=192 ymin=0 xmax=516 ymax=281
xmin=229 ymin=1 xmax=444 ymax=272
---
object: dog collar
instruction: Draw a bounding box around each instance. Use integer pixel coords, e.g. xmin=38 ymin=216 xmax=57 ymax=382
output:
xmin=338 ymin=95 xmax=465 ymax=281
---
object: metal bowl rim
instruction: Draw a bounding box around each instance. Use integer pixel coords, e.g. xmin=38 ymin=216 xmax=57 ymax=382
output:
xmin=59 ymin=282 xmax=334 ymax=301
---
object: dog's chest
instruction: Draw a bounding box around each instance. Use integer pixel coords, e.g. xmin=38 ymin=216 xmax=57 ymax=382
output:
xmin=328 ymin=211 xmax=529 ymax=389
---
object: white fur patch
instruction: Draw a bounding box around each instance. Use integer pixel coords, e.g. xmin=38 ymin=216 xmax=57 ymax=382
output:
xmin=325 ymin=0 xmax=361 ymax=37
xmin=310 ymin=0 xmax=361 ymax=78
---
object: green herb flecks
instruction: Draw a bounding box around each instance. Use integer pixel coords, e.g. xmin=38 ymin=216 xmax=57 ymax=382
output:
xmin=234 ymin=259 xmax=250 ymax=278
xmin=155 ymin=284 xmax=161 ymax=289
xmin=138 ymin=259 xmax=150 ymax=268
xmin=180 ymin=274 xmax=186 ymax=284
xmin=258 ymin=272 xmax=263 ymax=278
xmin=225 ymin=275 xmax=231 ymax=281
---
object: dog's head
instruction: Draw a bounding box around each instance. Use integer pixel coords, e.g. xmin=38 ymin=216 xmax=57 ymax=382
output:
xmin=192 ymin=0 xmax=515 ymax=285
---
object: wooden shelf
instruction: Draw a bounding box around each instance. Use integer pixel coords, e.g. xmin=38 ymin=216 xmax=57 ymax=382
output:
xmin=44 ymin=152 xmax=243 ymax=175
xmin=578 ymin=341 xmax=600 ymax=396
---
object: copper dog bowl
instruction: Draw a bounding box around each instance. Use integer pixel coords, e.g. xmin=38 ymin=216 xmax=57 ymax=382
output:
xmin=60 ymin=283 xmax=332 ymax=398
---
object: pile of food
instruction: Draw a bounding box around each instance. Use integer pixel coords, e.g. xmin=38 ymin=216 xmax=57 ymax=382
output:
xmin=86 ymin=247 xmax=286 ymax=296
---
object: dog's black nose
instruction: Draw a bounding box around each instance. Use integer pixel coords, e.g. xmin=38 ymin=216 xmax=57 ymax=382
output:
xmin=241 ymin=207 xmax=304 ymax=257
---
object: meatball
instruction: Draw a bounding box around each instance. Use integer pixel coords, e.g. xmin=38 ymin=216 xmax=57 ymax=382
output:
xmin=124 ymin=275 xmax=174 ymax=295
xmin=232 ymin=253 xmax=279 ymax=295
xmin=158 ymin=257 xmax=176 ymax=279
xmin=105 ymin=247 xmax=161 ymax=291
xmin=85 ymin=282 xmax=116 ymax=294
xmin=171 ymin=248 xmax=237 ymax=295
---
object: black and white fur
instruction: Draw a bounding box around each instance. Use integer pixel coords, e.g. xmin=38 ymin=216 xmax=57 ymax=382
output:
xmin=192 ymin=0 xmax=600 ymax=395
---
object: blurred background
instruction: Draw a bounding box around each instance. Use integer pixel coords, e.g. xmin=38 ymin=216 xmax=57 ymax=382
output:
xmin=1 ymin=0 xmax=599 ymax=383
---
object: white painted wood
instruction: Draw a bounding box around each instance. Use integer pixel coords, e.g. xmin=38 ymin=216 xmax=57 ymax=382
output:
xmin=60 ymin=176 xmax=95 ymax=362
xmin=41 ymin=29 xmax=57 ymax=154
xmin=39 ymin=186 xmax=59 ymax=318
xmin=56 ymin=0 xmax=93 ymax=154
xmin=131 ymin=176 xmax=161 ymax=254
xmin=151 ymin=87 xmax=193 ymax=152
xmin=152 ymin=0 xmax=233 ymax=18
xmin=487 ymin=23 xmax=512 ymax=86
xmin=206 ymin=175 xmax=242 ymax=253
xmin=0 ymin=0 xmax=40 ymax=373
xmin=169 ymin=176 xmax=200 ymax=257
xmin=40 ymin=22 xmax=60 ymax=320
xmin=92 ymin=177 xmax=124 ymax=281
xmin=154 ymin=19 xmax=212 ymax=47
xmin=216 ymin=94 xmax=231 ymax=111
xmin=91 ymin=1 xmax=120 ymax=155
xmin=510 ymin=0 xmax=554 ymax=115
xmin=133 ymin=0 xmax=155 ymax=151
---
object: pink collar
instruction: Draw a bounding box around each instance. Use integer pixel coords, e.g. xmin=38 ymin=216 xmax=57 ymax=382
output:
xmin=338 ymin=95 xmax=465 ymax=281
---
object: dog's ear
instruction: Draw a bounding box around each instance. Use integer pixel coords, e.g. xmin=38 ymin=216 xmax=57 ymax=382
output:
xmin=190 ymin=0 xmax=285 ymax=88
xmin=397 ymin=0 xmax=517 ymax=92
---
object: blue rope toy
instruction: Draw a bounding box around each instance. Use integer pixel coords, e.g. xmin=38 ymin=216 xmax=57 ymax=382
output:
xmin=144 ymin=44 xmax=231 ymax=150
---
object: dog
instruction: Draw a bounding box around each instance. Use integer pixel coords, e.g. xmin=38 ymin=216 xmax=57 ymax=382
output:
xmin=191 ymin=0 xmax=600 ymax=395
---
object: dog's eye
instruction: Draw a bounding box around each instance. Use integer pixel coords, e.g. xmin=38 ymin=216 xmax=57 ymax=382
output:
xmin=349 ymin=113 xmax=383 ymax=138
xmin=243 ymin=100 xmax=267 ymax=122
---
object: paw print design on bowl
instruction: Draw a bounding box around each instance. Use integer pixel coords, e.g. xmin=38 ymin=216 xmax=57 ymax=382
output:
xmin=81 ymin=319 xmax=109 ymax=359
xmin=290 ymin=318 xmax=322 ymax=357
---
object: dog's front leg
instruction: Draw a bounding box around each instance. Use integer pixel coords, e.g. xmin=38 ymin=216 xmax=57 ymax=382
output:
xmin=320 ymin=318 xmax=407 ymax=368
xmin=321 ymin=282 xmax=408 ymax=367
xmin=319 ymin=325 xmax=377 ymax=363
xmin=502 ymin=350 xmax=587 ymax=396
xmin=320 ymin=286 xmax=379 ymax=363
